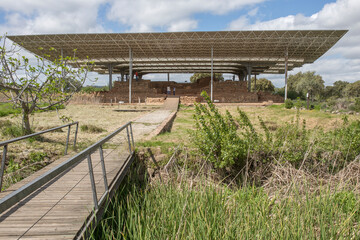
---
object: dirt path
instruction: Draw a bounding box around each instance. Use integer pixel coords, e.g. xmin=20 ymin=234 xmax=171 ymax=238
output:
xmin=132 ymin=97 xmax=179 ymax=141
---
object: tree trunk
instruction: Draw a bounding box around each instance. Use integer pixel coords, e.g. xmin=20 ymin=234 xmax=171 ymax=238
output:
xmin=21 ymin=104 xmax=32 ymax=135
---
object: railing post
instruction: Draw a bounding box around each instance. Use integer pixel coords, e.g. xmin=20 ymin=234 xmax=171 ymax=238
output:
xmin=126 ymin=126 xmax=132 ymax=154
xmin=0 ymin=145 xmax=8 ymax=192
xmin=87 ymin=154 xmax=99 ymax=210
xmin=73 ymin=122 xmax=79 ymax=148
xmin=129 ymin=122 xmax=135 ymax=150
xmin=99 ymin=145 xmax=109 ymax=192
xmin=65 ymin=125 xmax=71 ymax=155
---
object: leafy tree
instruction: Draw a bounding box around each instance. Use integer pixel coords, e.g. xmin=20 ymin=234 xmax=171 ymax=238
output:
xmin=343 ymin=80 xmax=360 ymax=98
xmin=251 ymin=77 xmax=275 ymax=92
xmin=323 ymin=80 xmax=349 ymax=99
xmin=288 ymin=71 xmax=324 ymax=101
xmin=190 ymin=73 xmax=224 ymax=83
xmin=0 ymin=35 xmax=93 ymax=134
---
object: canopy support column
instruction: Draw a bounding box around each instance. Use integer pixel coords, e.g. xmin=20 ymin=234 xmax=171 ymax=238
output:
xmin=210 ymin=47 xmax=214 ymax=102
xmin=247 ymin=64 xmax=252 ymax=92
xmin=254 ymin=74 xmax=257 ymax=91
xmin=121 ymin=71 xmax=124 ymax=82
xmin=167 ymin=73 xmax=170 ymax=82
xmin=284 ymin=47 xmax=288 ymax=101
xmin=108 ymin=64 xmax=113 ymax=90
xmin=129 ymin=48 xmax=133 ymax=104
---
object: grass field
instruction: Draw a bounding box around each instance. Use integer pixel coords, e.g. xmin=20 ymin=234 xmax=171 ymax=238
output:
xmin=2 ymin=102 xmax=360 ymax=238
xmin=146 ymin=104 xmax=359 ymax=148
xmin=0 ymin=104 xmax=149 ymax=190
xmin=93 ymin=103 xmax=360 ymax=239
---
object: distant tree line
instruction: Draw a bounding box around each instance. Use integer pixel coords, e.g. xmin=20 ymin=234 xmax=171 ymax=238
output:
xmin=274 ymin=71 xmax=360 ymax=101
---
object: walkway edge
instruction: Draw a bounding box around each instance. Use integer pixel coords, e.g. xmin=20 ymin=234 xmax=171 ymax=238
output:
xmin=144 ymin=111 xmax=177 ymax=141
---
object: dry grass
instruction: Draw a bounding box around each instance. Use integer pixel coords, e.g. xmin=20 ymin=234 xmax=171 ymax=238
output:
xmin=0 ymin=104 xmax=157 ymax=189
xmin=262 ymin=156 xmax=360 ymax=198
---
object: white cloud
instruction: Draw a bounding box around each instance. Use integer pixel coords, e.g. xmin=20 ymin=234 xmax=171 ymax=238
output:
xmin=167 ymin=19 xmax=198 ymax=32
xmin=228 ymin=0 xmax=360 ymax=85
xmin=248 ymin=7 xmax=259 ymax=17
xmin=107 ymin=0 xmax=266 ymax=32
xmin=0 ymin=0 xmax=107 ymax=34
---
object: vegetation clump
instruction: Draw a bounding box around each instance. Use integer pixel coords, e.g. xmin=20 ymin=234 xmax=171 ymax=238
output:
xmin=192 ymin=91 xmax=360 ymax=174
xmin=80 ymin=124 xmax=106 ymax=133
xmin=284 ymin=99 xmax=294 ymax=109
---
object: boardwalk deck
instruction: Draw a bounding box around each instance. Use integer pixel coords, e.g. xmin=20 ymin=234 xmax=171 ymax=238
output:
xmin=0 ymin=99 xmax=180 ymax=239
xmin=0 ymin=146 xmax=129 ymax=240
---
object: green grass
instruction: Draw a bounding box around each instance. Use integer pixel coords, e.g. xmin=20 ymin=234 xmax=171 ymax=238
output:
xmin=0 ymin=103 xmax=21 ymax=117
xmin=0 ymin=103 xmax=65 ymax=117
xmin=91 ymin=180 xmax=360 ymax=239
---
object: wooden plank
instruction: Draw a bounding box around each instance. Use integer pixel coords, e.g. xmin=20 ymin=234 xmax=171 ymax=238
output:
xmin=0 ymin=148 xmax=128 ymax=239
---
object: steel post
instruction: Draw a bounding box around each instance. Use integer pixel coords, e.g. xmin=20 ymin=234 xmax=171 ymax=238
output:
xmin=65 ymin=125 xmax=71 ymax=155
xmin=247 ymin=65 xmax=252 ymax=92
xmin=254 ymin=74 xmax=257 ymax=91
xmin=129 ymin=48 xmax=133 ymax=104
xmin=210 ymin=47 xmax=214 ymax=102
xmin=126 ymin=126 xmax=132 ymax=154
xmin=73 ymin=122 xmax=79 ymax=148
xmin=285 ymin=47 xmax=289 ymax=101
xmin=0 ymin=145 xmax=8 ymax=192
xmin=108 ymin=64 xmax=113 ymax=90
xmin=129 ymin=122 xmax=135 ymax=150
xmin=99 ymin=146 xmax=108 ymax=192
xmin=87 ymin=154 xmax=99 ymax=210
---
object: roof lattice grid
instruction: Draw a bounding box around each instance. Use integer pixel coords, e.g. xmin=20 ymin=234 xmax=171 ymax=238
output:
xmin=8 ymin=30 xmax=347 ymax=75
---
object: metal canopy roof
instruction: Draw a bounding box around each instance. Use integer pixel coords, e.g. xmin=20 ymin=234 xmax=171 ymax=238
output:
xmin=8 ymin=30 xmax=347 ymax=75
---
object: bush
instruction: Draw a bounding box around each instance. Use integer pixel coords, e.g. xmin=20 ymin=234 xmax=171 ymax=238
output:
xmin=81 ymin=86 xmax=109 ymax=93
xmin=284 ymin=99 xmax=294 ymax=109
xmin=192 ymin=91 xmax=248 ymax=168
xmin=0 ymin=103 xmax=21 ymax=117
xmin=193 ymin=94 xmax=360 ymax=172
xmin=349 ymin=97 xmax=360 ymax=112
xmin=80 ymin=124 xmax=106 ymax=133
xmin=1 ymin=124 xmax=23 ymax=137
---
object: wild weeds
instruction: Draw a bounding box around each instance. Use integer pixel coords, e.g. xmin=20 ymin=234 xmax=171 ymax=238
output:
xmin=192 ymin=91 xmax=360 ymax=175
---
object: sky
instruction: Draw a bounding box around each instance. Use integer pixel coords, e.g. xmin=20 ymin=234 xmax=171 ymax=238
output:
xmin=0 ymin=0 xmax=359 ymax=87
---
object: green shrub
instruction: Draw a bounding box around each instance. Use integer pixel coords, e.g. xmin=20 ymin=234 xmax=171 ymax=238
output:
xmin=28 ymin=152 xmax=47 ymax=164
xmin=80 ymin=124 xmax=105 ymax=133
xmin=284 ymin=99 xmax=294 ymax=109
xmin=192 ymin=91 xmax=250 ymax=168
xmin=0 ymin=103 xmax=21 ymax=117
xmin=81 ymin=86 xmax=109 ymax=93
xmin=1 ymin=124 xmax=23 ymax=137
xmin=349 ymin=97 xmax=360 ymax=112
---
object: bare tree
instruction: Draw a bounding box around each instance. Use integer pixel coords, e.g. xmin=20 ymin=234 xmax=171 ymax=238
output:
xmin=0 ymin=35 xmax=93 ymax=134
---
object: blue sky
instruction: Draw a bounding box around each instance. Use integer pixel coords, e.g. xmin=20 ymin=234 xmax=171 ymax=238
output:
xmin=0 ymin=0 xmax=359 ymax=87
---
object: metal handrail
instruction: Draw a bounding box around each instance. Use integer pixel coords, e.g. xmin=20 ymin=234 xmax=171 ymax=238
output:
xmin=0 ymin=121 xmax=79 ymax=192
xmin=0 ymin=121 xmax=134 ymax=215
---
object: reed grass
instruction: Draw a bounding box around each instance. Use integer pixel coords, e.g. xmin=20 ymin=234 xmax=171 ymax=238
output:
xmin=90 ymin=179 xmax=360 ymax=239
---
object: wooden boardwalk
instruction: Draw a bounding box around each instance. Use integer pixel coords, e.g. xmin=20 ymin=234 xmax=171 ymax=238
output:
xmin=0 ymin=145 xmax=130 ymax=240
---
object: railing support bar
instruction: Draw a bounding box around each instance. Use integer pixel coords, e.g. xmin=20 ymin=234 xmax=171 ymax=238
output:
xmin=129 ymin=122 xmax=135 ymax=151
xmin=99 ymin=146 xmax=109 ymax=192
xmin=65 ymin=125 xmax=71 ymax=155
xmin=87 ymin=154 xmax=99 ymax=210
xmin=126 ymin=126 xmax=132 ymax=154
xmin=0 ymin=145 xmax=8 ymax=192
xmin=73 ymin=122 xmax=79 ymax=148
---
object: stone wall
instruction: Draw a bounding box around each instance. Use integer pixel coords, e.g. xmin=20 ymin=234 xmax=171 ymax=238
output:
xmin=93 ymin=78 xmax=283 ymax=104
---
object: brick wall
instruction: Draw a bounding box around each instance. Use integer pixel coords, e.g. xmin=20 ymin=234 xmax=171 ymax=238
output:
xmin=93 ymin=78 xmax=283 ymax=103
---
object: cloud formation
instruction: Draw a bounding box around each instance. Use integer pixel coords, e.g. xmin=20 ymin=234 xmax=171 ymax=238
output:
xmin=107 ymin=0 xmax=265 ymax=32
xmin=0 ymin=0 xmax=107 ymax=34
xmin=228 ymin=0 xmax=360 ymax=84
